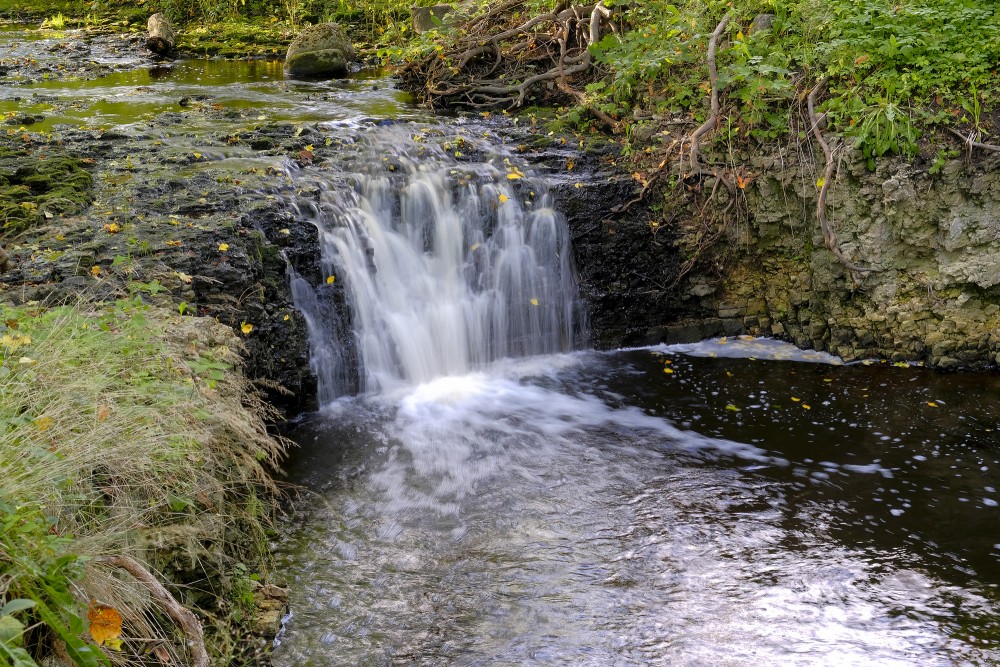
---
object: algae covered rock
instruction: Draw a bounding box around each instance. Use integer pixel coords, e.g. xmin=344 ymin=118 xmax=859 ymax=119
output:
xmin=284 ymin=23 xmax=355 ymax=78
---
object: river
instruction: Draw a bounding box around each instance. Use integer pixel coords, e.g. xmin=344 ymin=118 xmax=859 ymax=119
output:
xmin=3 ymin=29 xmax=999 ymax=666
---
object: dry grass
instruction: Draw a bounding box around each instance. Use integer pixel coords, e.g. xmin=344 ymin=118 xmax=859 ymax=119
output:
xmin=0 ymin=298 xmax=287 ymax=665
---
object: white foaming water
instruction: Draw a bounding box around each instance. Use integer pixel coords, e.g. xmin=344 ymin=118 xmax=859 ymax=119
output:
xmin=285 ymin=129 xmax=584 ymax=400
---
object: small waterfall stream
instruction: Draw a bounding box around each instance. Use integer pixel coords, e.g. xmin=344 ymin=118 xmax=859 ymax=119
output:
xmin=284 ymin=128 xmax=585 ymax=400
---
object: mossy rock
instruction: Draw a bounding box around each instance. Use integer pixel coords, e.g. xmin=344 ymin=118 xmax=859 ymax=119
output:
xmin=284 ymin=22 xmax=354 ymax=78
xmin=0 ymin=148 xmax=93 ymax=238
xmin=285 ymin=48 xmax=348 ymax=77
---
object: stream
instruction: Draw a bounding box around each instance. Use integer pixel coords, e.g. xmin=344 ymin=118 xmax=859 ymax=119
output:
xmin=3 ymin=28 xmax=1000 ymax=666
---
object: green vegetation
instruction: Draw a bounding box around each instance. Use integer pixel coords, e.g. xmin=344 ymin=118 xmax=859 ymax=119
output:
xmin=592 ymin=0 xmax=1000 ymax=157
xmin=0 ymin=300 xmax=283 ymax=666
xmin=387 ymin=0 xmax=999 ymax=161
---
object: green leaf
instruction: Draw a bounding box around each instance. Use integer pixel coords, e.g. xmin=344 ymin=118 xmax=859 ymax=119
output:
xmin=0 ymin=600 xmax=36 ymax=617
xmin=0 ymin=614 xmax=26 ymax=645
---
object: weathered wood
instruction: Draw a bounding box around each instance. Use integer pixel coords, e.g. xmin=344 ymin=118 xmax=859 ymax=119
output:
xmin=146 ymin=13 xmax=176 ymax=55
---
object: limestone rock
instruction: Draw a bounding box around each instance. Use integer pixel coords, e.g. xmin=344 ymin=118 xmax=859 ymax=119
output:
xmin=285 ymin=23 xmax=355 ymax=78
xmin=146 ymin=13 xmax=176 ymax=55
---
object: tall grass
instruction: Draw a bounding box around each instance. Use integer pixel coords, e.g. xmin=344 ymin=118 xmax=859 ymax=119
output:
xmin=0 ymin=298 xmax=285 ymax=666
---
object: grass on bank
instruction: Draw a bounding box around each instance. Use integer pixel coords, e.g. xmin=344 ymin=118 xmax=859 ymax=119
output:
xmin=0 ymin=298 xmax=284 ymax=667
xmin=384 ymin=0 xmax=999 ymax=164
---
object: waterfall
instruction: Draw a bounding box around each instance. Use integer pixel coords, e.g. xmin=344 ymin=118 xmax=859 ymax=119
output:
xmin=286 ymin=128 xmax=586 ymax=399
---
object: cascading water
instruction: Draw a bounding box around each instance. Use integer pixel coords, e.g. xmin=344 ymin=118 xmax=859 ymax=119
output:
xmin=284 ymin=127 xmax=585 ymax=400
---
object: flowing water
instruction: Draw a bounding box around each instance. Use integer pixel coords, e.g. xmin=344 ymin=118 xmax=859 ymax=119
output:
xmin=274 ymin=143 xmax=1000 ymax=664
xmin=4 ymin=31 xmax=1000 ymax=665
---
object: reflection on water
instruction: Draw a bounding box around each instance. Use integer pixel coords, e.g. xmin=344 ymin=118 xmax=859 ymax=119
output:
xmin=274 ymin=342 xmax=1000 ymax=666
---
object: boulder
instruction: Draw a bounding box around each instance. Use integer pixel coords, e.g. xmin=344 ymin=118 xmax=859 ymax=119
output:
xmin=284 ymin=23 xmax=355 ymax=78
xmin=146 ymin=13 xmax=176 ymax=55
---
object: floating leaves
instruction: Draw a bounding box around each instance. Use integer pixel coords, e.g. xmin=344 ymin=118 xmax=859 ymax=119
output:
xmin=326 ymin=275 xmax=336 ymax=285
xmin=507 ymin=167 xmax=525 ymax=180
xmin=498 ymin=193 xmax=509 ymax=204
xmin=529 ymin=298 xmax=539 ymax=306
xmin=87 ymin=602 xmax=123 ymax=651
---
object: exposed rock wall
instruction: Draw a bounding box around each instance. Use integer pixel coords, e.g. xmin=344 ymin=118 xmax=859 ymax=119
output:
xmin=666 ymin=148 xmax=1000 ymax=367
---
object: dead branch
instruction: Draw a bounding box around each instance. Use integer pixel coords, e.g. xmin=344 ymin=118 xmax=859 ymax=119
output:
xmin=96 ymin=555 xmax=209 ymax=667
xmin=807 ymin=80 xmax=875 ymax=274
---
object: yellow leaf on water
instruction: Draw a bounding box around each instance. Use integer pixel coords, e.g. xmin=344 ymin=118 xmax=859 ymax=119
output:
xmin=470 ymin=243 xmax=481 ymax=252
xmin=663 ymin=368 xmax=674 ymax=374
xmin=725 ymin=404 xmax=739 ymax=412
xmin=279 ymin=228 xmax=291 ymax=235
xmin=802 ymin=404 xmax=811 ymax=410
xmin=283 ymin=314 xmax=290 ymax=321
xmin=326 ymin=275 xmax=336 ymax=284
xmin=241 ymin=322 xmax=254 ymax=335
xmin=529 ymin=298 xmax=539 ymax=306
xmin=87 ymin=603 xmax=123 ymax=649
xmin=192 ymin=152 xmax=202 ymax=159
xmin=791 ymin=397 xmax=801 ymax=402
xmin=927 ymin=401 xmax=938 ymax=408
xmin=498 ymin=194 xmax=509 ymax=204
xmin=218 ymin=243 xmax=230 ymax=252
xmin=565 ymin=159 xmax=575 ymax=171
xmin=507 ymin=167 xmax=524 ymax=180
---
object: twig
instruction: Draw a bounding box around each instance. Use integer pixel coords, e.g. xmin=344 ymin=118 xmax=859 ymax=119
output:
xmin=96 ymin=555 xmax=209 ymax=667
xmin=807 ymin=80 xmax=876 ymax=274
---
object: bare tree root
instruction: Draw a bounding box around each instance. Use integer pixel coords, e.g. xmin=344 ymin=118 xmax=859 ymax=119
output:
xmin=948 ymin=127 xmax=1000 ymax=154
xmin=398 ymin=1 xmax=615 ymax=114
xmin=685 ymin=15 xmax=731 ymax=177
xmin=96 ymin=555 xmax=209 ymax=667
xmin=807 ymin=80 xmax=876 ymax=274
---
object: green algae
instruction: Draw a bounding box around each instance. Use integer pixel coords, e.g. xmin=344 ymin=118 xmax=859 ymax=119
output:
xmin=0 ymin=146 xmax=92 ymax=237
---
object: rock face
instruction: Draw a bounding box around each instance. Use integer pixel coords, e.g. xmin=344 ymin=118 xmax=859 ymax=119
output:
xmin=146 ymin=13 xmax=176 ymax=55
xmin=284 ymin=23 xmax=355 ymax=78
xmin=659 ymin=148 xmax=1000 ymax=368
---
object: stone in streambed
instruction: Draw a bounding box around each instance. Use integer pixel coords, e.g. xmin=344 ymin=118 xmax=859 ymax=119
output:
xmin=284 ymin=23 xmax=355 ymax=78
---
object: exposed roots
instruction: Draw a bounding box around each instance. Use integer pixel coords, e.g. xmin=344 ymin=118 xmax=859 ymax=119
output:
xmin=685 ymin=14 xmax=730 ymax=177
xmin=948 ymin=127 xmax=1000 ymax=155
xmin=807 ymin=80 xmax=877 ymax=274
xmin=397 ymin=0 xmax=616 ymax=117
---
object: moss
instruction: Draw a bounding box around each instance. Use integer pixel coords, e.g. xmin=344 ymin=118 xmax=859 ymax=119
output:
xmin=0 ymin=147 xmax=93 ymax=238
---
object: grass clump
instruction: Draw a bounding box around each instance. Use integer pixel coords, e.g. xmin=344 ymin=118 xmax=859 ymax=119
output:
xmin=0 ymin=298 xmax=285 ymax=666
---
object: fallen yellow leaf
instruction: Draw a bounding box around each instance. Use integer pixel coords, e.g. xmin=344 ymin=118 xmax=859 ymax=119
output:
xmin=87 ymin=603 xmax=123 ymax=650
xmin=498 ymin=193 xmax=509 ymax=204
xmin=241 ymin=322 xmax=253 ymax=335
xmin=529 ymin=298 xmax=539 ymax=306
xmin=218 ymin=243 xmax=230 ymax=252
xmin=90 ymin=266 xmax=101 ymax=277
